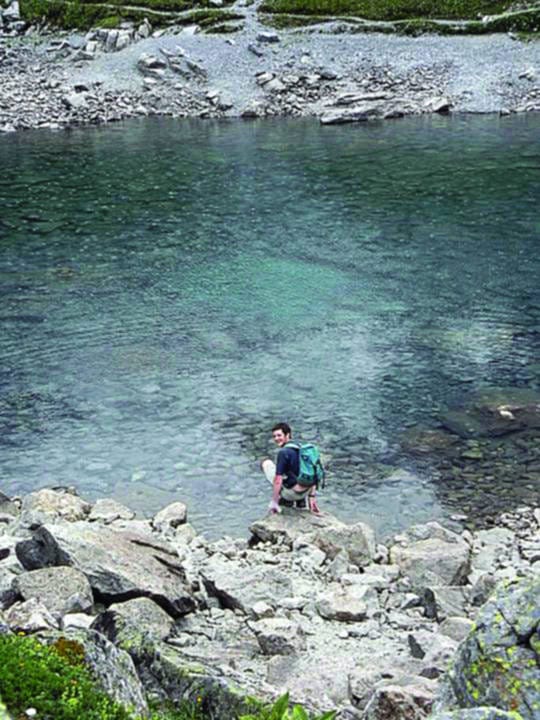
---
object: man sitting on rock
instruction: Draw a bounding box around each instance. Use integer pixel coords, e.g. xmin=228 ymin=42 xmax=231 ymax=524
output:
xmin=262 ymin=422 xmax=321 ymax=515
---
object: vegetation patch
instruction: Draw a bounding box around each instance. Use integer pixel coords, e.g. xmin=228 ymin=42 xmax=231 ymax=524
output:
xmin=74 ymin=0 xmax=235 ymax=11
xmin=20 ymin=0 xmax=240 ymax=29
xmin=259 ymin=4 xmax=540 ymax=33
xmin=0 ymin=637 xmax=333 ymax=720
xmin=0 ymin=634 xmax=134 ymax=720
xmin=21 ymin=0 xmax=166 ymax=28
xmin=258 ymin=0 xmax=525 ymax=20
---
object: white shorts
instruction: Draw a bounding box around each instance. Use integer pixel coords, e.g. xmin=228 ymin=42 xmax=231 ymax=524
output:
xmin=261 ymin=459 xmax=312 ymax=501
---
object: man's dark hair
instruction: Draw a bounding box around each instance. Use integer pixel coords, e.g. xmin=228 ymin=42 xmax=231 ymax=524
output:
xmin=272 ymin=422 xmax=291 ymax=436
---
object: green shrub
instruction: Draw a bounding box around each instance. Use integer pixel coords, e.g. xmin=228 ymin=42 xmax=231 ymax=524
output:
xmin=0 ymin=634 xmax=133 ymax=720
xmin=0 ymin=634 xmax=209 ymax=720
xmin=240 ymin=693 xmax=336 ymax=720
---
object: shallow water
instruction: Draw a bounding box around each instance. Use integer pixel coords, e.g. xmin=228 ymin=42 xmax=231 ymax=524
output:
xmin=1 ymin=115 xmax=539 ymax=539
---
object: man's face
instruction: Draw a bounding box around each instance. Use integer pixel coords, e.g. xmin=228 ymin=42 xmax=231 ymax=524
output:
xmin=272 ymin=430 xmax=290 ymax=447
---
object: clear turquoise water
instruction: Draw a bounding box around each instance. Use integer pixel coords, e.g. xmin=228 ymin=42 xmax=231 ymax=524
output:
xmin=1 ymin=115 xmax=539 ymax=538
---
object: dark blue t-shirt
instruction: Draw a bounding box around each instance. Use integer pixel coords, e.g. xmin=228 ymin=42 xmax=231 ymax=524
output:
xmin=276 ymin=445 xmax=300 ymax=488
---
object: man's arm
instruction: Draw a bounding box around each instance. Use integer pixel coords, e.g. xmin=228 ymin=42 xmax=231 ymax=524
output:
xmin=269 ymin=474 xmax=283 ymax=513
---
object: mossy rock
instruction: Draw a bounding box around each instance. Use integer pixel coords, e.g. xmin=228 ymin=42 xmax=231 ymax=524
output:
xmin=437 ymin=574 xmax=540 ymax=719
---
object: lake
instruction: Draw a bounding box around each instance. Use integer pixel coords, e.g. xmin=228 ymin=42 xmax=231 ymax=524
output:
xmin=1 ymin=114 xmax=539 ymax=539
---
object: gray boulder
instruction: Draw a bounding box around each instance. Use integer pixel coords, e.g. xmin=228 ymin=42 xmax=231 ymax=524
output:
xmin=78 ymin=630 xmax=148 ymax=717
xmin=439 ymin=617 xmax=475 ymax=642
xmin=91 ymin=597 xmax=175 ymax=646
xmin=435 ymin=573 xmax=540 ymax=719
xmin=15 ymin=523 xmax=196 ymax=618
xmin=5 ymin=598 xmax=59 ymax=632
xmin=422 ymin=586 xmax=469 ymax=622
xmin=19 ymin=488 xmax=91 ymax=526
xmin=320 ymin=108 xmax=372 ymax=125
xmin=363 ymin=676 xmax=436 ymax=719
xmin=316 ymin=583 xmax=379 ymax=622
xmin=250 ymin=511 xmax=375 ymax=567
xmin=249 ymin=617 xmax=306 ymax=655
xmin=88 ymin=498 xmax=135 ymax=524
xmin=152 ymin=502 xmax=187 ymax=533
xmin=390 ymin=523 xmax=470 ymax=589
xmin=0 ymin=537 xmax=24 ymax=610
xmin=13 ymin=566 xmax=93 ymax=617
xmin=200 ymin=555 xmax=292 ymax=614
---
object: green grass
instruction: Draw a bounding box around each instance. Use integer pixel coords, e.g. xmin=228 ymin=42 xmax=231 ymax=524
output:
xmin=0 ymin=635 xmax=134 ymax=720
xmin=74 ymin=0 xmax=235 ymax=11
xmin=20 ymin=0 xmax=243 ymax=29
xmin=260 ymin=0 xmax=540 ymax=36
xmin=258 ymin=0 xmax=520 ymax=20
xmin=0 ymin=634 xmax=210 ymax=720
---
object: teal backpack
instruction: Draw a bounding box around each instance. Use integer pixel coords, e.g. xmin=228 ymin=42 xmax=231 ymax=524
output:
xmin=284 ymin=442 xmax=325 ymax=489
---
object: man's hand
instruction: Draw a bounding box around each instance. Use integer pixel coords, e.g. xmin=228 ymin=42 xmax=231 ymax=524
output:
xmin=268 ymin=500 xmax=281 ymax=514
xmin=309 ymin=495 xmax=321 ymax=515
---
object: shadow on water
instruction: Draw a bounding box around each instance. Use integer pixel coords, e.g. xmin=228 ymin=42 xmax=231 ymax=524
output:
xmin=0 ymin=114 xmax=539 ymax=538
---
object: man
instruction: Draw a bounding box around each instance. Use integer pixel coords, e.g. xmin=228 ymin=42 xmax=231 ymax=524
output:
xmin=261 ymin=422 xmax=320 ymax=515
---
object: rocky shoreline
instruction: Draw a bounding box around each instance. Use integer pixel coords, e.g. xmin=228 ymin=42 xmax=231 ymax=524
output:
xmin=0 ymin=486 xmax=539 ymax=719
xmin=1 ymin=0 xmax=540 ymax=133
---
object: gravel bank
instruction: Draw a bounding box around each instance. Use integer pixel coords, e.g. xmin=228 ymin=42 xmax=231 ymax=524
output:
xmin=1 ymin=0 xmax=540 ymax=132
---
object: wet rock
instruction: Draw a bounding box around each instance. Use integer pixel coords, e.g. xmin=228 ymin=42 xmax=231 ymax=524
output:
xmin=400 ymin=428 xmax=460 ymax=457
xmin=435 ymin=573 xmax=540 ymax=719
xmin=13 ymin=566 xmax=93 ymax=617
xmin=15 ymin=523 xmax=196 ymax=618
xmin=439 ymin=388 xmax=540 ymax=439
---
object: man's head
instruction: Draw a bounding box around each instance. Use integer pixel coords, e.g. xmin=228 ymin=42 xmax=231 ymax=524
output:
xmin=271 ymin=422 xmax=291 ymax=447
